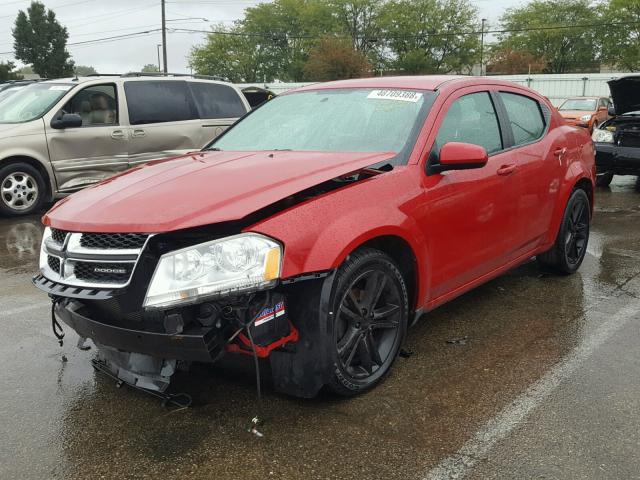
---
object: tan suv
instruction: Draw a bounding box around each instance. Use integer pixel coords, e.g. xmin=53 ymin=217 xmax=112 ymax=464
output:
xmin=0 ymin=74 xmax=250 ymax=216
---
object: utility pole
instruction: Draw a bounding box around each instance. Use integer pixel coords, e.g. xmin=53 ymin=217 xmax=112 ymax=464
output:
xmin=156 ymin=44 xmax=162 ymax=72
xmin=161 ymin=0 xmax=168 ymax=73
xmin=480 ymin=18 xmax=486 ymax=76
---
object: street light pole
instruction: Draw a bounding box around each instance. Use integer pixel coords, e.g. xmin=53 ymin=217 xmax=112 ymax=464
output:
xmin=156 ymin=44 xmax=162 ymax=72
xmin=161 ymin=0 xmax=168 ymax=73
xmin=480 ymin=18 xmax=487 ymax=76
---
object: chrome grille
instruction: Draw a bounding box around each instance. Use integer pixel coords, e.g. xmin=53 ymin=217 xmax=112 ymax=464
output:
xmin=51 ymin=228 xmax=67 ymax=245
xmin=80 ymin=233 xmax=148 ymax=250
xmin=41 ymin=229 xmax=151 ymax=288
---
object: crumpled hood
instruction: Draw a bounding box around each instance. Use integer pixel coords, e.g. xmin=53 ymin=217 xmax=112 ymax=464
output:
xmin=608 ymin=76 xmax=640 ymax=115
xmin=44 ymin=150 xmax=395 ymax=233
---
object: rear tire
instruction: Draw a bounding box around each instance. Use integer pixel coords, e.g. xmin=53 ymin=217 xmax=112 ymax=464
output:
xmin=596 ymin=171 xmax=614 ymax=188
xmin=537 ymin=188 xmax=590 ymax=275
xmin=326 ymin=248 xmax=408 ymax=396
xmin=0 ymin=162 xmax=45 ymax=216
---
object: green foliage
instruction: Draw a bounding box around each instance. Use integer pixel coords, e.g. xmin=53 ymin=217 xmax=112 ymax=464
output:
xmin=0 ymin=61 xmax=23 ymax=81
xmin=494 ymin=0 xmax=598 ymax=73
xmin=601 ymin=0 xmax=640 ymax=71
xmin=12 ymin=1 xmax=74 ymax=78
xmin=303 ymin=36 xmax=371 ymax=80
xmin=74 ymin=65 xmax=97 ymax=76
xmin=141 ymin=64 xmax=160 ymax=73
xmin=378 ymin=0 xmax=480 ymax=74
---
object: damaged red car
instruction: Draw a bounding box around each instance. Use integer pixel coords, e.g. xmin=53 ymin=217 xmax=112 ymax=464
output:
xmin=34 ymin=76 xmax=595 ymax=398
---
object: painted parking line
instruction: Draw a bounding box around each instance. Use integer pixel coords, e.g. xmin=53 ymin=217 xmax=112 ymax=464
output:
xmin=1 ymin=302 xmax=51 ymax=317
xmin=423 ymin=300 xmax=640 ymax=480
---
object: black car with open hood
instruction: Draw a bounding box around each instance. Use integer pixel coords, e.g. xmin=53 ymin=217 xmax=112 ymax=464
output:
xmin=592 ymin=76 xmax=640 ymax=187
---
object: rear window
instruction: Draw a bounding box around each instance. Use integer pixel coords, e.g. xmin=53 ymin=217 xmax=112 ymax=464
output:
xmin=499 ymin=92 xmax=545 ymax=146
xmin=124 ymin=81 xmax=197 ymax=125
xmin=189 ymin=82 xmax=246 ymax=119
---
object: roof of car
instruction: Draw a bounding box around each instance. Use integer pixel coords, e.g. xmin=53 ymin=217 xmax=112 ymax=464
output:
xmin=291 ymin=75 xmax=541 ymax=94
xmin=38 ymin=75 xmax=234 ymax=86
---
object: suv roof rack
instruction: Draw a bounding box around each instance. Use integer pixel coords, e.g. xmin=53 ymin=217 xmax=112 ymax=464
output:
xmin=121 ymin=72 xmax=228 ymax=82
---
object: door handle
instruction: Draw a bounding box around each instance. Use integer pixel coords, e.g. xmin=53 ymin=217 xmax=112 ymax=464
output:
xmin=132 ymin=129 xmax=146 ymax=138
xmin=497 ymin=164 xmax=517 ymax=176
xmin=110 ymin=130 xmax=125 ymax=139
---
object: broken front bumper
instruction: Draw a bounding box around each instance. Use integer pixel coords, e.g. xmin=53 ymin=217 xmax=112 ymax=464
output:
xmin=54 ymin=300 xmax=220 ymax=363
xmin=595 ymin=143 xmax=640 ymax=175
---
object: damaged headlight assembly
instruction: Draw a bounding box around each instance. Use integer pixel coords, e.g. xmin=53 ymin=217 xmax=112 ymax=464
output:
xmin=592 ymin=128 xmax=614 ymax=143
xmin=144 ymin=233 xmax=282 ymax=309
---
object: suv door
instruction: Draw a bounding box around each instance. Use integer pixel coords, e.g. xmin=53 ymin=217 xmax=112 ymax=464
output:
xmin=45 ymin=83 xmax=128 ymax=192
xmin=187 ymin=80 xmax=249 ymax=145
xmin=123 ymin=80 xmax=201 ymax=167
xmin=423 ymin=90 xmax=520 ymax=300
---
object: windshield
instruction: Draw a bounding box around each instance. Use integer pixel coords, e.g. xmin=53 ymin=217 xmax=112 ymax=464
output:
xmin=0 ymin=83 xmax=74 ymax=123
xmin=211 ymin=88 xmax=435 ymax=159
xmin=559 ymin=99 xmax=597 ymax=111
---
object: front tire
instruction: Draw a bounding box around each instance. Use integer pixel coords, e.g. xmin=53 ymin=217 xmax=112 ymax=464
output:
xmin=537 ymin=188 xmax=590 ymax=274
xmin=0 ymin=162 xmax=45 ymax=216
xmin=327 ymin=248 xmax=408 ymax=396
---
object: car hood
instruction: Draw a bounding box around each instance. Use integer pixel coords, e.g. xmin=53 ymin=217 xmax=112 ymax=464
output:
xmin=44 ymin=150 xmax=396 ymax=233
xmin=559 ymin=110 xmax=593 ymax=119
xmin=608 ymin=76 xmax=640 ymax=115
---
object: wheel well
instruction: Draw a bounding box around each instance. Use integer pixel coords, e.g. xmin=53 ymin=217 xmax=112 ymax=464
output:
xmin=574 ymin=177 xmax=594 ymax=214
xmin=356 ymin=235 xmax=418 ymax=312
xmin=0 ymin=156 xmax=52 ymax=200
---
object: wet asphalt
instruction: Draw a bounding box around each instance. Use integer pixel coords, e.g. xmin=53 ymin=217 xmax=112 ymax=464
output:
xmin=0 ymin=177 xmax=639 ymax=480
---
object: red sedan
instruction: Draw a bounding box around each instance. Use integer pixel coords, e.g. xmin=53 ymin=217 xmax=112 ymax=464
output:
xmin=35 ymin=76 xmax=595 ymax=398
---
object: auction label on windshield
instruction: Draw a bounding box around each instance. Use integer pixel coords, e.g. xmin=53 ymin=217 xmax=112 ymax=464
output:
xmin=367 ymin=90 xmax=422 ymax=102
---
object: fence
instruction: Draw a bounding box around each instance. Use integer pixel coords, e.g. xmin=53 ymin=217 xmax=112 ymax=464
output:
xmin=238 ymin=72 xmax=638 ymax=107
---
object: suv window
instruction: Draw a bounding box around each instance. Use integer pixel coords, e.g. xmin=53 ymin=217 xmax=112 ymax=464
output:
xmin=124 ymin=81 xmax=197 ymax=125
xmin=62 ymin=84 xmax=117 ymax=126
xmin=436 ymin=92 xmax=503 ymax=154
xmin=189 ymin=82 xmax=246 ymax=119
xmin=499 ymin=92 xmax=545 ymax=146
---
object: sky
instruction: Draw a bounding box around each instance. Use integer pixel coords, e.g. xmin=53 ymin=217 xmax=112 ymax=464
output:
xmin=0 ymin=0 xmax=525 ymax=75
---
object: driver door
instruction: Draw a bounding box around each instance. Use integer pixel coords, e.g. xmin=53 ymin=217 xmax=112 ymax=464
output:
xmin=45 ymin=83 xmax=129 ymax=192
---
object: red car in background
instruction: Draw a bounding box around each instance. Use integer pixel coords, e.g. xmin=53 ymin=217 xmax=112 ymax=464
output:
xmin=34 ymin=76 xmax=595 ymax=399
xmin=558 ymin=96 xmax=612 ymax=132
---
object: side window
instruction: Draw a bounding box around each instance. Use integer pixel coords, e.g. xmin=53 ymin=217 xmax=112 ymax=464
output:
xmin=189 ymin=82 xmax=247 ymax=119
xmin=124 ymin=81 xmax=197 ymax=125
xmin=599 ymin=98 xmax=608 ymax=108
xmin=62 ymin=84 xmax=117 ymax=126
xmin=499 ymin=92 xmax=545 ymax=146
xmin=436 ymin=92 xmax=503 ymax=154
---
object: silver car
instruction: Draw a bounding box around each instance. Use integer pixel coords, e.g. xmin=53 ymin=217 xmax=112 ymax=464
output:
xmin=0 ymin=74 xmax=250 ymax=216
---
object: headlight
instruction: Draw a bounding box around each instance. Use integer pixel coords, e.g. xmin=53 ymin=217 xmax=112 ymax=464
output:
xmin=144 ymin=233 xmax=282 ymax=309
xmin=580 ymin=114 xmax=592 ymax=122
xmin=592 ymin=128 xmax=614 ymax=143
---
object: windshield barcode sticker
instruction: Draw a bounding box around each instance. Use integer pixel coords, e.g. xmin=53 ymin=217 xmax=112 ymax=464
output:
xmin=367 ymin=90 xmax=422 ymax=103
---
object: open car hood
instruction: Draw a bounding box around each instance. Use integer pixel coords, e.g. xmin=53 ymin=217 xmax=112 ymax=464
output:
xmin=44 ymin=150 xmax=395 ymax=233
xmin=608 ymin=76 xmax=640 ymax=115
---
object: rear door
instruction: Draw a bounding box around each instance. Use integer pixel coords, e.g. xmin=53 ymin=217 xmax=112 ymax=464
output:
xmin=123 ymin=80 xmax=201 ymax=167
xmin=187 ymin=81 xmax=249 ymax=145
xmin=45 ymin=82 xmax=129 ymax=192
xmin=495 ymin=91 xmax=558 ymax=253
xmin=424 ymin=89 xmax=521 ymax=300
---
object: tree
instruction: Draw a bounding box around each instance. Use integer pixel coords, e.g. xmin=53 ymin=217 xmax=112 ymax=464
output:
xmin=141 ymin=64 xmax=160 ymax=73
xmin=74 ymin=65 xmax=97 ymax=76
xmin=303 ymin=36 xmax=371 ymax=80
xmin=378 ymin=0 xmax=480 ymax=74
xmin=494 ymin=0 xmax=598 ymax=74
xmin=601 ymin=0 xmax=640 ymax=71
xmin=0 ymin=61 xmax=23 ymax=81
xmin=13 ymin=1 xmax=74 ymax=78
xmin=486 ymin=48 xmax=547 ymax=75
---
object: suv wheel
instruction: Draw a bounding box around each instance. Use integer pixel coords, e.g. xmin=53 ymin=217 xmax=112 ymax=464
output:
xmin=538 ymin=188 xmax=590 ymax=274
xmin=0 ymin=162 xmax=45 ymax=216
xmin=327 ymin=248 xmax=408 ymax=396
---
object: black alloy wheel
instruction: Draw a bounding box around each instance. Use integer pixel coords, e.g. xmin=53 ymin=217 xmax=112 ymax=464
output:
xmin=537 ymin=188 xmax=591 ymax=274
xmin=328 ymin=248 xmax=408 ymax=396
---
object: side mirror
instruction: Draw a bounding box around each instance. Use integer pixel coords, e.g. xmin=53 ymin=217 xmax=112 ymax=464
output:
xmin=429 ymin=142 xmax=488 ymax=174
xmin=608 ymin=105 xmax=616 ymax=116
xmin=51 ymin=113 xmax=82 ymax=129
